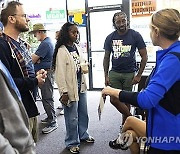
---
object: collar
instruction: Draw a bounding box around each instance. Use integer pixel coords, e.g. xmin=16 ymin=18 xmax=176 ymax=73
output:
xmin=156 ymin=41 xmax=180 ymax=61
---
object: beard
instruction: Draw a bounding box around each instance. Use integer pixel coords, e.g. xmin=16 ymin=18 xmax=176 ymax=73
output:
xmin=117 ymin=26 xmax=127 ymax=33
xmin=15 ymin=20 xmax=29 ymax=32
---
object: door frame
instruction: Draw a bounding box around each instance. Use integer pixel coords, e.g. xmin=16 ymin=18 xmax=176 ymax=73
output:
xmin=85 ymin=0 xmax=130 ymax=90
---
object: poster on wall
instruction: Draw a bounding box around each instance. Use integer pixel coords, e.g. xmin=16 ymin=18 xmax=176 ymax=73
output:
xmin=68 ymin=9 xmax=86 ymax=27
xmin=46 ymin=10 xmax=65 ymax=20
xmin=132 ymin=0 xmax=156 ymax=17
xmin=131 ymin=0 xmax=157 ymax=62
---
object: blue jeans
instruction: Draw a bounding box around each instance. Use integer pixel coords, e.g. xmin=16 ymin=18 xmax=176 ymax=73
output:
xmin=40 ymin=71 xmax=56 ymax=124
xmin=63 ymin=92 xmax=89 ymax=148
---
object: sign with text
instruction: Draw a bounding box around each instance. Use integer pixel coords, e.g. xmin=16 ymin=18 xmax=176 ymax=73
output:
xmin=46 ymin=10 xmax=65 ymax=19
xmin=132 ymin=0 xmax=156 ymax=17
xmin=28 ymin=14 xmax=41 ymax=19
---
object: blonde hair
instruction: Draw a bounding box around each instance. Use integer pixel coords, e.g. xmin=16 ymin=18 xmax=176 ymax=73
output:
xmin=151 ymin=8 xmax=180 ymax=40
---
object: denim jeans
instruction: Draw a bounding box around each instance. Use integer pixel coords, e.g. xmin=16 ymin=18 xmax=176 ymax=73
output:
xmin=63 ymin=92 xmax=89 ymax=148
xmin=40 ymin=71 xmax=56 ymax=124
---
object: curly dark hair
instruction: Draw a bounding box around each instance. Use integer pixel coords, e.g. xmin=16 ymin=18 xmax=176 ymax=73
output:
xmin=52 ymin=22 xmax=78 ymax=71
xmin=112 ymin=11 xmax=128 ymax=30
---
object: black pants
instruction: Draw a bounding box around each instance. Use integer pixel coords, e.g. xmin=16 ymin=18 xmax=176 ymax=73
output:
xmin=148 ymin=147 xmax=180 ymax=154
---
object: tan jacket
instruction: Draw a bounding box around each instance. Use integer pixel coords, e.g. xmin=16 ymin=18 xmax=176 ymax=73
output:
xmin=55 ymin=44 xmax=87 ymax=102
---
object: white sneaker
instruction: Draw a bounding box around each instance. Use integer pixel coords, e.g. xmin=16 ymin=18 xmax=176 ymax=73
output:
xmin=116 ymin=133 xmax=124 ymax=144
xmin=42 ymin=123 xmax=58 ymax=134
xmin=68 ymin=146 xmax=80 ymax=154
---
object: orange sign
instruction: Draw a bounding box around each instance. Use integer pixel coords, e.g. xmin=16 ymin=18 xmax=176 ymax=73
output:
xmin=132 ymin=0 xmax=156 ymax=17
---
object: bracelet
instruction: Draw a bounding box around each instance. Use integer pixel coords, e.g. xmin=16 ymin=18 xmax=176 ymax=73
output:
xmin=63 ymin=92 xmax=68 ymax=95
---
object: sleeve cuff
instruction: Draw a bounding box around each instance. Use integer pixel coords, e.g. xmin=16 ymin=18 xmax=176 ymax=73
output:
xmin=119 ymin=90 xmax=139 ymax=107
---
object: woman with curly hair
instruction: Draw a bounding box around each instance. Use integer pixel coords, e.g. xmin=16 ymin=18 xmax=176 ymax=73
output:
xmin=52 ymin=22 xmax=94 ymax=154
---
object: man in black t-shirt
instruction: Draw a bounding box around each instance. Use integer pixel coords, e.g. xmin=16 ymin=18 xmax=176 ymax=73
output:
xmin=103 ymin=11 xmax=148 ymax=149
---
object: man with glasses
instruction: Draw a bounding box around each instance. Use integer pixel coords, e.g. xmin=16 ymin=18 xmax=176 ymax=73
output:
xmin=0 ymin=1 xmax=47 ymax=142
xmin=30 ymin=23 xmax=58 ymax=134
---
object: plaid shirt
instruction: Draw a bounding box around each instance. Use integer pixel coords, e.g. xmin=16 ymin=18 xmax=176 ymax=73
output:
xmin=3 ymin=34 xmax=29 ymax=77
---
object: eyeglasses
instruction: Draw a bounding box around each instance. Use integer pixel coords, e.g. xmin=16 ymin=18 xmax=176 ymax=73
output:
xmin=11 ymin=14 xmax=28 ymax=18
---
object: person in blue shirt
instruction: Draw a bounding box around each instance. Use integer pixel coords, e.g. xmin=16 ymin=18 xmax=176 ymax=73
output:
xmin=31 ymin=23 xmax=58 ymax=134
xmin=102 ymin=8 xmax=180 ymax=154
xmin=103 ymin=11 xmax=148 ymax=149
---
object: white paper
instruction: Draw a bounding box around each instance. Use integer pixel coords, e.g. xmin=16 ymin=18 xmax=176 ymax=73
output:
xmin=98 ymin=96 xmax=106 ymax=120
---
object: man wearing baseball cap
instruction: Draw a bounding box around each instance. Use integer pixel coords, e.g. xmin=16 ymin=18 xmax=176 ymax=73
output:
xmin=31 ymin=23 xmax=58 ymax=134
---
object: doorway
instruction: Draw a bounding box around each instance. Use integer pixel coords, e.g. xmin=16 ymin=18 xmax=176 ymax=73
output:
xmin=85 ymin=3 xmax=127 ymax=90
